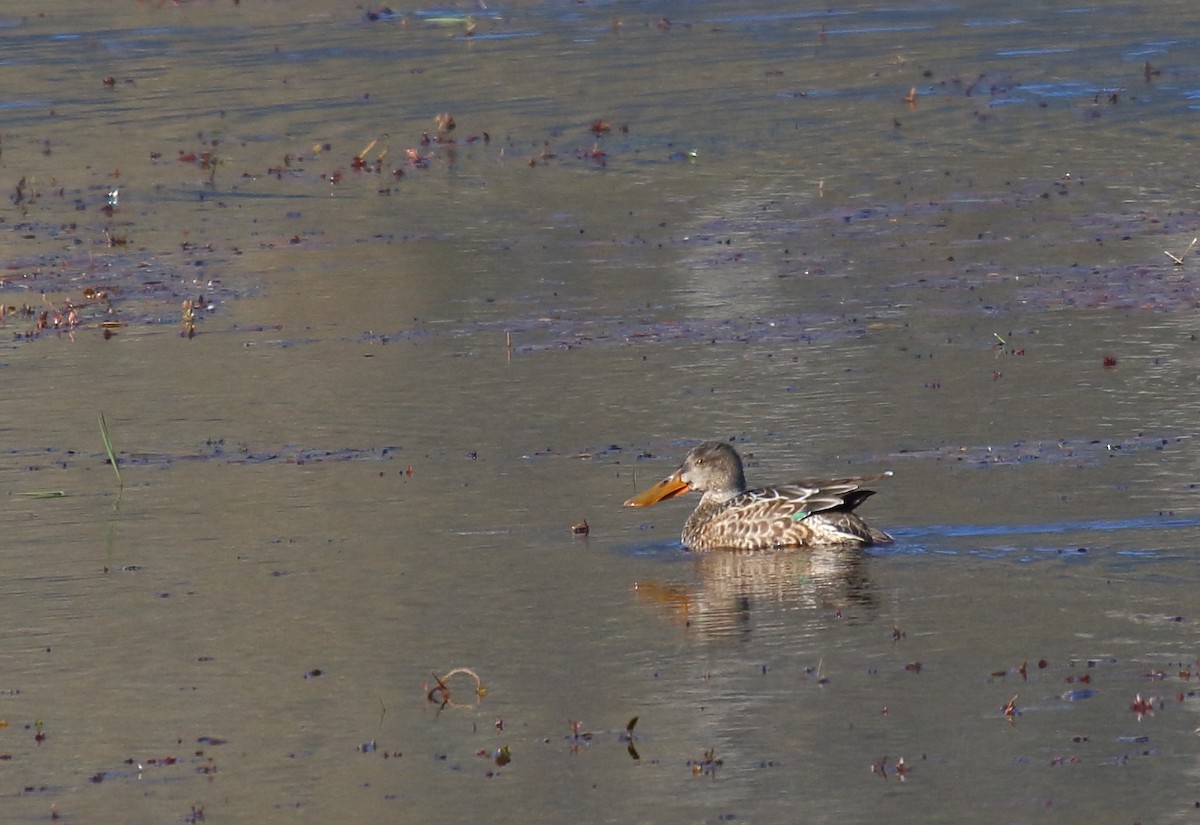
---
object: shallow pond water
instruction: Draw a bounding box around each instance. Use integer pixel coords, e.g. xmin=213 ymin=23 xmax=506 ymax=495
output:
xmin=1 ymin=1 xmax=1199 ymax=823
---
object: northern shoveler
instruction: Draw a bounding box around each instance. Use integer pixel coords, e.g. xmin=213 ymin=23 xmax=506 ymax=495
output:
xmin=623 ymin=441 xmax=893 ymax=552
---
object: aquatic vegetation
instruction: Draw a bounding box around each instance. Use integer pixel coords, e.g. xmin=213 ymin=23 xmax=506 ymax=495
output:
xmin=566 ymin=719 xmax=592 ymax=753
xmin=98 ymin=412 xmax=121 ymax=490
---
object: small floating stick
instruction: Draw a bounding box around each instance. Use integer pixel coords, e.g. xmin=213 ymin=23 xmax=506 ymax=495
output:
xmin=425 ymin=667 xmax=487 ymax=708
xmin=1164 ymin=237 xmax=1197 ymax=265
xmin=357 ymin=136 xmax=381 ymax=160
xmin=353 ymin=134 xmax=390 ymax=170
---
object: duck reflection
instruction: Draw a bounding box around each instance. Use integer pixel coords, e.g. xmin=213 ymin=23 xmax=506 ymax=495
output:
xmin=634 ymin=547 xmax=875 ymax=639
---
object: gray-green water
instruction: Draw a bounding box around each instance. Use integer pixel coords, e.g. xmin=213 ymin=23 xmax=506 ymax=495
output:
xmin=1 ymin=1 xmax=1198 ymax=822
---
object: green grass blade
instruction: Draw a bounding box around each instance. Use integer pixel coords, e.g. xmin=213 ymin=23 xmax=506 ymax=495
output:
xmin=99 ymin=412 xmax=122 ymax=490
xmin=18 ymin=490 xmax=68 ymax=498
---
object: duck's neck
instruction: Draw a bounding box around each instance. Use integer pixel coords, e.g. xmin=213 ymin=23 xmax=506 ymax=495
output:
xmin=699 ymin=486 xmax=741 ymax=506
xmin=682 ymin=496 xmax=729 ymax=546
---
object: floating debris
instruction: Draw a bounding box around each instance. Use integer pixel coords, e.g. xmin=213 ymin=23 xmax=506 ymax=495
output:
xmin=689 ymin=747 xmax=722 ymax=776
xmin=1001 ymin=695 xmax=1019 ymax=721
xmin=425 ymin=667 xmax=486 ymax=710
xmin=1130 ymin=694 xmax=1158 ymax=719
xmin=621 ymin=716 xmax=640 ymax=761
xmin=871 ymin=755 xmax=911 ymax=781
xmin=566 ymin=719 xmax=592 ymax=753
xmin=1163 ymin=237 xmax=1196 ymax=265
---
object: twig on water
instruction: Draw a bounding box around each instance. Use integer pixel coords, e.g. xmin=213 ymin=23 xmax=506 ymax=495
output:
xmin=1164 ymin=237 xmax=1197 ymax=265
xmin=353 ymin=133 xmax=390 ymax=170
xmin=425 ymin=667 xmax=487 ymax=709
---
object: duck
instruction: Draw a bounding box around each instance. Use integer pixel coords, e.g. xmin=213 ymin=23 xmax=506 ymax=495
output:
xmin=623 ymin=440 xmax=892 ymax=552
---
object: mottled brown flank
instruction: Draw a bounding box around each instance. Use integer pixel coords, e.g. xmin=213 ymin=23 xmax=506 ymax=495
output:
xmin=682 ymin=484 xmax=889 ymax=552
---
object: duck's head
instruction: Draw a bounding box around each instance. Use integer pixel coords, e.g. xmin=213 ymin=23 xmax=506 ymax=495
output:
xmin=623 ymin=441 xmax=747 ymax=507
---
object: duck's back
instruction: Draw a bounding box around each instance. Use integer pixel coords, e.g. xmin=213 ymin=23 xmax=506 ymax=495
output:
xmin=681 ymin=484 xmax=892 ymax=552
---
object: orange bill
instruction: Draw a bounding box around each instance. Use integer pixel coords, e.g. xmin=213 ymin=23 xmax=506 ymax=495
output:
xmin=623 ymin=472 xmax=690 ymax=507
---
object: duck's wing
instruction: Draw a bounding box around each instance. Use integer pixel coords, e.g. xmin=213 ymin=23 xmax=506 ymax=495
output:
xmin=762 ymin=471 xmax=892 ymax=518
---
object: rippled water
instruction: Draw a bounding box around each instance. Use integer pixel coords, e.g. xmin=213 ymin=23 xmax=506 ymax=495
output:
xmin=1 ymin=1 xmax=1199 ymax=823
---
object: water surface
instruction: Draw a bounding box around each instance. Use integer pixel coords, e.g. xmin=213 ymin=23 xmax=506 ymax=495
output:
xmin=1 ymin=1 xmax=1199 ymax=823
